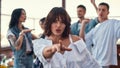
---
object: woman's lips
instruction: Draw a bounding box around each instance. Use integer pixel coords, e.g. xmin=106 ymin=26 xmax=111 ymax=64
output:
xmin=56 ymin=29 xmax=61 ymax=33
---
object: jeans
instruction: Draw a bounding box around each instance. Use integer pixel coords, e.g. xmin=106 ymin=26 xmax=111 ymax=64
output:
xmin=14 ymin=54 xmax=33 ymax=68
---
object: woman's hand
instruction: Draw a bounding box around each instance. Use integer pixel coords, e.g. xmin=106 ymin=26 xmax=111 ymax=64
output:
xmin=20 ymin=29 xmax=34 ymax=35
xmin=52 ymin=40 xmax=72 ymax=53
xmin=43 ymin=40 xmax=72 ymax=58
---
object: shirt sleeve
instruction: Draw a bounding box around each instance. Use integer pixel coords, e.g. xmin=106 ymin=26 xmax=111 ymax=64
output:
xmin=7 ymin=30 xmax=16 ymax=49
xmin=73 ymin=39 xmax=102 ymax=68
xmin=73 ymin=39 xmax=86 ymax=53
xmin=33 ymin=38 xmax=52 ymax=65
xmin=7 ymin=30 xmax=15 ymax=39
xmin=114 ymin=20 xmax=120 ymax=39
xmin=85 ymin=28 xmax=94 ymax=53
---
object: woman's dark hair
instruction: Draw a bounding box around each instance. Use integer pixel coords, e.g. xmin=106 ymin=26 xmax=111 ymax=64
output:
xmin=39 ymin=17 xmax=46 ymax=25
xmin=9 ymin=8 xmax=25 ymax=28
xmin=44 ymin=7 xmax=71 ymax=38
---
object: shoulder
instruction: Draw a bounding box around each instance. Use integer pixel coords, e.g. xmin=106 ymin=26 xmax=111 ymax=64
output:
xmin=7 ymin=29 xmax=16 ymax=40
xmin=70 ymin=22 xmax=78 ymax=30
xmin=7 ymin=29 xmax=14 ymax=37
xmin=70 ymin=35 xmax=81 ymax=42
xmin=71 ymin=22 xmax=78 ymax=27
xmin=109 ymin=19 xmax=120 ymax=28
xmin=89 ymin=18 xmax=98 ymax=24
xmin=104 ymin=19 xmax=120 ymax=25
xmin=109 ymin=19 xmax=120 ymax=23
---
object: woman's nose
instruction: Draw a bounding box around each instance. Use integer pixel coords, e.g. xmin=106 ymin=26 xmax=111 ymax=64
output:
xmin=56 ymin=21 xmax=61 ymax=27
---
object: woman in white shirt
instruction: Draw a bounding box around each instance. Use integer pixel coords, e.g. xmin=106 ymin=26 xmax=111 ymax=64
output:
xmin=33 ymin=7 xmax=101 ymax=68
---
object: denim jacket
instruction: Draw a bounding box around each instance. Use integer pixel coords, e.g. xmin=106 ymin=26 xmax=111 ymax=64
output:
xmin=70 ymin=18 xmax=98 ymax=36
xmin=8 ymin=25 xmax=33 ymax=68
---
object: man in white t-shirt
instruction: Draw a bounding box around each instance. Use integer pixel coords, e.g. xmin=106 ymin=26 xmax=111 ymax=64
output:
xmin=80 ymin=2 xmax=120 ymax=68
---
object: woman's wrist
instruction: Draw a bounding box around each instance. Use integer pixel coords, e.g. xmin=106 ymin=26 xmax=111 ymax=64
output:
xmin=19 ymin=32 xmax=25 ymax=36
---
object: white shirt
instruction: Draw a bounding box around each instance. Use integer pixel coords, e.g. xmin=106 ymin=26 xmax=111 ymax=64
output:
xmin=33 ymin=35 xmax=101 ymax=68
xmin=85 ymin=19 xmax=120 ymax=66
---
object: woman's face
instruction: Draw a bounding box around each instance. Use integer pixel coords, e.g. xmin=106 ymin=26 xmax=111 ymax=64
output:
xmin=19 ymin=10 xmax=26 ymax=22
xmin=51 ymin=18 xmax=66 ymax=36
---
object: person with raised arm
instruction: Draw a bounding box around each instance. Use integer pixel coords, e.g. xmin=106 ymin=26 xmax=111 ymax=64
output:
xmin=33 ymin=7 xmax=101 ymax=68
